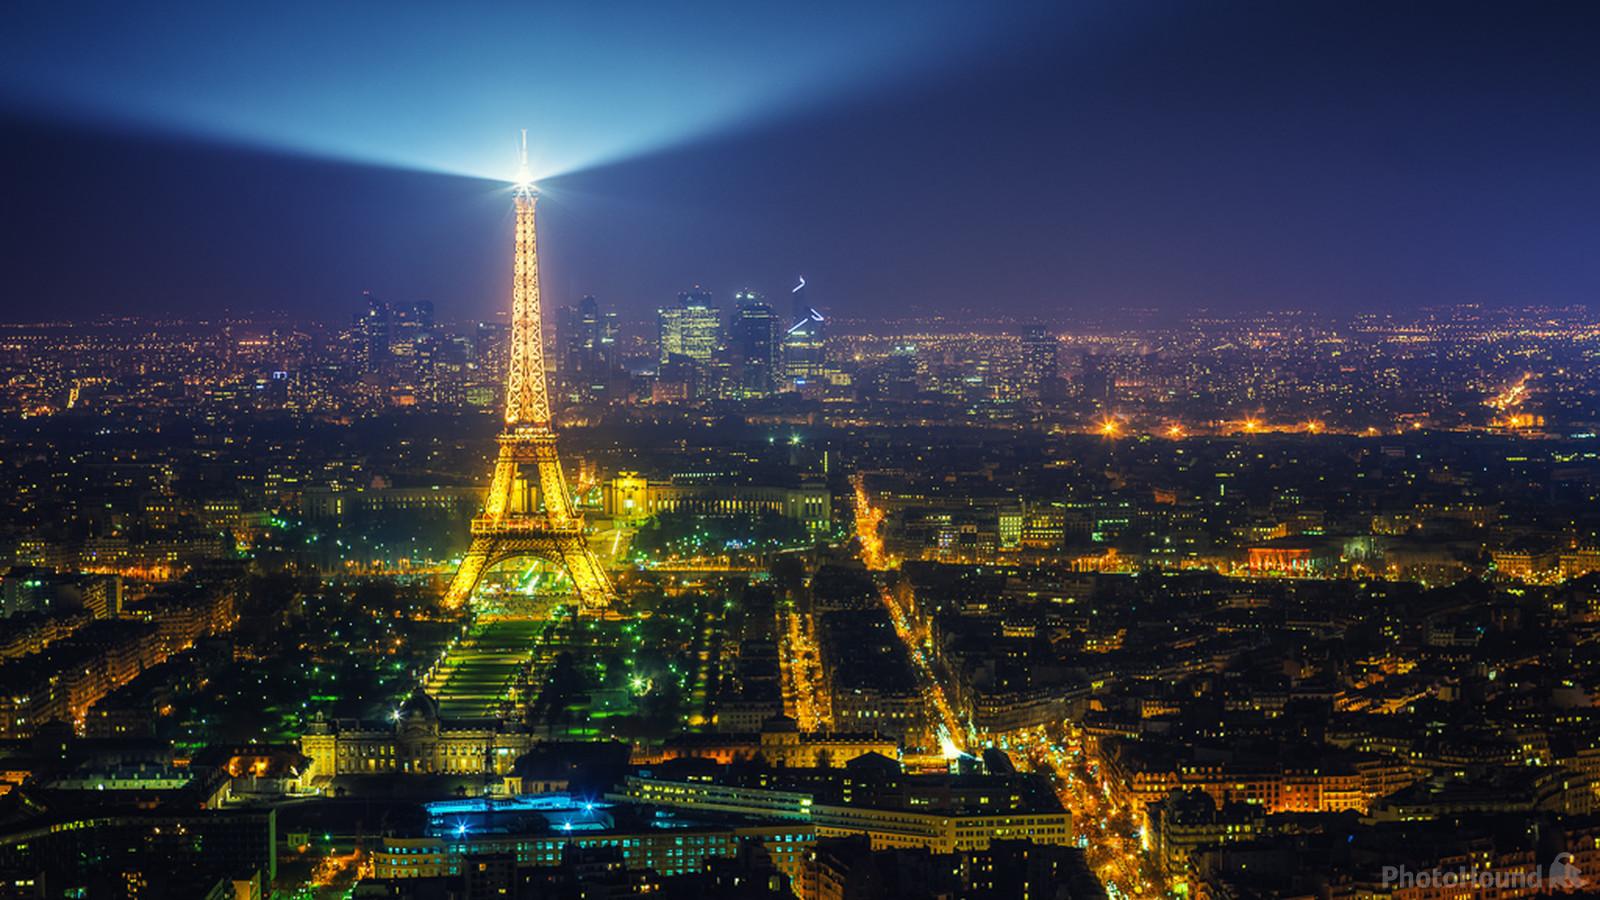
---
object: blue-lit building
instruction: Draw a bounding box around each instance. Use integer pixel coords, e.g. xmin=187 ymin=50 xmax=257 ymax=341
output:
xmin=371 ymin=793 xmax=813 ymax=882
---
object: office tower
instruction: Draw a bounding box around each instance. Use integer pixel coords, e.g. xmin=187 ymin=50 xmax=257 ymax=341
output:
xmin=1021 ymin=324 xmax=1059 ymax=399
xmin=883 ymin=344 xmax=922 ymax=400
xmin=658 ymin=287 xmax=721 ymax=364
xmin=597 ymin=307 xmax=620 ymax=371
xmin=387 ymin=301 xmax=437 ymax=397
xmin=789 ymin=275 xmax=811 ymax=324
xmin=781 ymin=277 xmax=826 ymax=390
xmin=1080 ymin=352 xmax=1112 ymax=404
xmin=560 ymin=295 xmax=618 ymax=375
xmin=731 ymin=292 xmax=779 ymax=397
xmin=399 ymin=300 xmax=434 ymax=328
xmin=357 ymin=293 xmax=391 ymax=374
xmin=558 ymin=296 xmax=623 ymax=402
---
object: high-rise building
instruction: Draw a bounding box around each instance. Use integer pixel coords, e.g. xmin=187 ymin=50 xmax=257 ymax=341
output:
xmin=1080 ymin=353 xmax=1112 ymax=404
xmin=557 ymin=295 xmax=622 ymax=403
xmin=358 ymin=296 xmax=436 ymax=383
xmin=389 ymin=300 xmax=438 ymax=395
xmin=788 ymin=275 xmax=811 ymax=324
xmin=400 ymin=299 xmax=435 ymax=328
xmin=357 ymin=293 xmax=391 ymax=374
xmin=781 ymin=277 xmax=827 ymax=390
xmin=1021 ymin=325 xmax=1059 ymax=399
xmin=658 ymin=287 xmax=721 ymax=365
xmin=883 ymin=343 xmax=922 ymax=400
xmin=731 ymin=292 xmax=779 ymax=397
xmin=560 ymin=295 xmax=619 ymax=376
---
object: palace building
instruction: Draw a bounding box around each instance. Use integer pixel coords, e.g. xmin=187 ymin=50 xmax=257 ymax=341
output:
xmin=299 ymin=691 xmax=536 ymax=781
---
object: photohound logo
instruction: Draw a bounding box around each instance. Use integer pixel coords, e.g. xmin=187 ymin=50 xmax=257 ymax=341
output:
xmin=1380 ymin=853 xmax=1585 ymax=892
xmin=1549 ymin=852 xmax=1586 ymax=891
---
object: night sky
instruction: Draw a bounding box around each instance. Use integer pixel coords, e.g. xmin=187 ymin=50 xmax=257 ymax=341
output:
xmin=3 ymin=1 xmax=1598 ymax=323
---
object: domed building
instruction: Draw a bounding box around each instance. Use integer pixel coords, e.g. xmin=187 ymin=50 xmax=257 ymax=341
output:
xmin=300 ymin=690 xmax=537 ymax=783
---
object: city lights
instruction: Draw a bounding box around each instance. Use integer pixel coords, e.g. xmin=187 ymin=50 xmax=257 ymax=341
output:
xmin=6 ymin=228 xmax=1600 ymax=900
xmin=3 ymin=3 xmax=1595 ymax=895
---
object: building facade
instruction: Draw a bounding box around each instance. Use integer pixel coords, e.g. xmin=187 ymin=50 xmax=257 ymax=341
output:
xmin=299 ymin=696 xmax=536 ymax=781
xmin=602 ymin=473 xmax=831 ymax=532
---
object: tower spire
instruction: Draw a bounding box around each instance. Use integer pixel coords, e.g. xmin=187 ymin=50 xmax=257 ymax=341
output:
xmin=504 ymin=134 xmax=550 ymax=429
xmin=517 ymin=128 xmax=533 ymax=196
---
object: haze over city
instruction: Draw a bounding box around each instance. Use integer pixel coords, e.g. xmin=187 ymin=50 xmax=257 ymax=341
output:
xmin=4 ymin=3 xmax=1600 ymax=900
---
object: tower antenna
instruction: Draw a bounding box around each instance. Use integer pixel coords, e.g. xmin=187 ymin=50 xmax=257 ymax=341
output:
xmin=517 ymin=129 xmax=532 ymax=190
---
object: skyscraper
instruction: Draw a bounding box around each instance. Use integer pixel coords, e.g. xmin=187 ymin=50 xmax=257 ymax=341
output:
xmin=357 ymin=293 xmax=391 ymax=375
xmin=731 ymin=292 xmax=779 ymax=397
xmin=882 ymin=343 xmax=922 ymax=401
xmin=1080 ymin=352 xmax=1112 ymax=405
xmin=1020 ymin=325 xmax=1058 ymax=399
xmin=658 ymin=287 xmax=721 ymax=365
xmin=780 ymin=277 xmax=826 ymax=390
xmin=559 ymin=295 xmax=621 ymax=381
xmin=558 ymin=294 xmax=622 ymax=404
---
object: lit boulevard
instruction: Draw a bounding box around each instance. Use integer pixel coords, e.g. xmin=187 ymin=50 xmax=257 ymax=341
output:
xmin=6 ymin=5 xmax=1600 ymax=894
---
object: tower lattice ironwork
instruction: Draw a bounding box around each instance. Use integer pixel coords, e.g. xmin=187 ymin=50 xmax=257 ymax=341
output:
xmin=444 ymin=146 xmax=616 ymax=612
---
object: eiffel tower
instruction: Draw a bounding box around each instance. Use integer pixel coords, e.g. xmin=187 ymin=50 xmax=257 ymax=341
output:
xmin=444 ymin=135 xmax=617 ymax=613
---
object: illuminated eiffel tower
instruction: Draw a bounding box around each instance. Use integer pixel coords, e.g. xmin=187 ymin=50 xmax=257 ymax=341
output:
xmin=444 ymin=134 xmax=617 ymax=613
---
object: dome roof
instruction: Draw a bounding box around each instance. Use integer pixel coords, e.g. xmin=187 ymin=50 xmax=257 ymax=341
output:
xmin=399 ymin=688 xmax=439 ymax=722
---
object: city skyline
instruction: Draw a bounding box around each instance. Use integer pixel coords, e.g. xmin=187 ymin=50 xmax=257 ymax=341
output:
xmin=6 ymin=288 xmax=1600 ymax=897
xmin=6 ymin=4 xmax=1600 ymax=899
